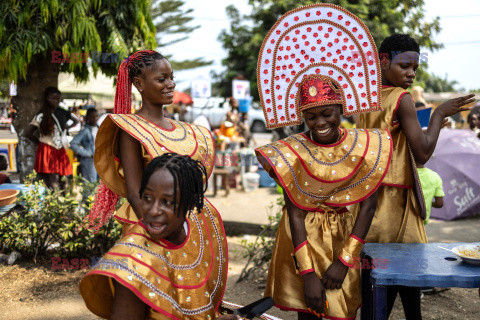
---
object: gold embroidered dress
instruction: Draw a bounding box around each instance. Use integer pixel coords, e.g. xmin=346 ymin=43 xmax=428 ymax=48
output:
xmin=79 ymin=200 xmax=228 ymax=319
xmin=353 ymin=86 xmax=428 ymax=244
xmin=254 ymin=3 xmax=392 ymax=319
xmin=256 ymin=129 xmax=392 ymax=319
xmin=94 ymin=114 xmax=215 ymax=231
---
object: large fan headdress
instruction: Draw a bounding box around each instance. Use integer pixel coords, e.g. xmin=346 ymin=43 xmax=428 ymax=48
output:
xmin=257 ymin=4 xmax=382 ymax=128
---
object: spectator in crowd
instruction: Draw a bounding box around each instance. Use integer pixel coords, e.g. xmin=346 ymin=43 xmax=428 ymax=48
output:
xmin=237 ymin=113 xmax=251 ymax=147
xmin=69 ymin=108 xmax=99 ymax=182
xmin=0 ymin=155 xmax=11 ymax=184
xmin=25 ymin=87 xmax=78 ymax=190
xmin=467 ymin=105 xmax=480 ymax=138
xmin=417 ymin=163 xmax=444 ymax=225
xmin=226 ymin=97 xmax=240 ymax=125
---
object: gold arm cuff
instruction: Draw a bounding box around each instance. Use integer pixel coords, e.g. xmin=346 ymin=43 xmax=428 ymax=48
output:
xmin=339 ymin=235 xmax=365 ymax=267
xmin=292 ymin=242 xmax=315 ymax=275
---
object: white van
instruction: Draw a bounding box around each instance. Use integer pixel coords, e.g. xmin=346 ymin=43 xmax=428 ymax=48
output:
xmin=184 ymin=97 xmax=268 ymax=132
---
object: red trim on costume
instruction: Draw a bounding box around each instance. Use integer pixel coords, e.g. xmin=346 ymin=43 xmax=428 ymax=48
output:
xmin=301 ymin=128 xmax=347 ymax=147
xmin=300 ymin=268 xmax=315 ymax=275
xmin=380 ymin=182 xmax=413 ymax=189
xmin=335 ymin=207 xmax=349 ymax=214
xmin=134 ymin=121 xmax=176 ymax=153
xmin=274 ymin=304 xmax=358 ymax=320
xmin=338 ymin=255 xmax=354 ymax=268
xmin=258 ymin=148 xmax=342 ymax=211
xmin=107 ymin=251 xmax=211 ymax=289
xmin=323 ymin=129 xmax=394 ymax=207
xmin=86 ymin=270 xmax=181 ymax=319
xmin=113 ymin=214 xmax=137 ymax=225
xmin=294 ymin=241 xmax=308 ymax=253
xmin=349 ymin=234 xmax=365 ymax=244
xmin=391 ymin=92 xmax=408 ymax=126
xmin=203 ymin=126 xmax=216 ymax=180
xmin=113 ymin=155 xmax=120 ymax=162
xmin=136 ymin=114 xmax=176 ymax=132
xmin=110 ymin=118 xmax=155 ymax=159
xmin=184 ymin=122 xmax=200 ymax=161
xmin=258 ymin=148 xmax=327 ymax=212
xmin=204 ymin=198 xmax=229 ymax=313
xmin=282 ymin=130 xmax=369 ymax=183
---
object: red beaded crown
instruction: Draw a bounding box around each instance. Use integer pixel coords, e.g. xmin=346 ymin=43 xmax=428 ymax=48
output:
xmin=257 ymin=3 xmax=382 ymax=128
xmin=299 ymin=76 xmax=342 ymax=111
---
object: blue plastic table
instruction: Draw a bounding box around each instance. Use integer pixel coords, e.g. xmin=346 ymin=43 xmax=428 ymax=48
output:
xmin=361 ymin=242 xmax=480 ymax=320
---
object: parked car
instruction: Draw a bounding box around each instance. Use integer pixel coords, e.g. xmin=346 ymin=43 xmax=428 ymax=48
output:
xmin=184 ymin=97 xmax=268 ymax=132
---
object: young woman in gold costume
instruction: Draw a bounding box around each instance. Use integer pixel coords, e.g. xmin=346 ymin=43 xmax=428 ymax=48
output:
xmin=255 ymin=4 xmax=393 ymax=319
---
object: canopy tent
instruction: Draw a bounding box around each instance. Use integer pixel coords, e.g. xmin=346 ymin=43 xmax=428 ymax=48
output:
xmin=58 ymin=70 xmax=141 ymax=109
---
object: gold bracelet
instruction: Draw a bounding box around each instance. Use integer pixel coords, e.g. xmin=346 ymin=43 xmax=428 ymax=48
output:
xmin=339 ymin=234 xmax=365 ymax=267
xmin=292 ymin=241 xmax=315 ymax=275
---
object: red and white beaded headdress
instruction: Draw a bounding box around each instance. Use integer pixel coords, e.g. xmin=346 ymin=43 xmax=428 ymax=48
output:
xmin=257 ymin=3 xmax=382 ymax=128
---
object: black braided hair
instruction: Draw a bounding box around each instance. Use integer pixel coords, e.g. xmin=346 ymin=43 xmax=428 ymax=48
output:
xmin=126 ymin=50 xmax=165 ymax=82
xmin=379 ymin=34 xmax=420 ymax=60
xmin=139 ymin=153 xmax=207 ymax=218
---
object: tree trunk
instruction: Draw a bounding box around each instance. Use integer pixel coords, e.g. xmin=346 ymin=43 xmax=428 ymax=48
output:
xmin=12 ymin=54 xmax=60 ymax=181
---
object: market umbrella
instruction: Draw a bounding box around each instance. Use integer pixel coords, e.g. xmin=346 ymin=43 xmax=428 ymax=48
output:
xmin=172 ymin=91 xmax=193 ymax=105
xmin=425 ymin=129 xmax=480 ymax=220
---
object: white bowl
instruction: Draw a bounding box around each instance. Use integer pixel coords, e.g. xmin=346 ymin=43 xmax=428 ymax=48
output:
xmin=452 ymin=245 xmax=480 ymax=266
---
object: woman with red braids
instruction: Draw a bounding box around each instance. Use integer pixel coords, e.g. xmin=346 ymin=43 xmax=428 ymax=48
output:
xmin=86 ymin=50 xmax=216 ymax=234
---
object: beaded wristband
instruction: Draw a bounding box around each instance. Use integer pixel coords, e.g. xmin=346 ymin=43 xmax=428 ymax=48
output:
xmin=292 ymin=241 xmax=315 ymax=275
xmin=338 ymin=234 xmax=365 ymax=268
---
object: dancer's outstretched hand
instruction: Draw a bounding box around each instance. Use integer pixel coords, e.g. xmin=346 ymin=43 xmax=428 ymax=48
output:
xmin=322 ymin=259 xmax=349 ymax=289
xmin=435 ymin=94 xmax=476 ymax=118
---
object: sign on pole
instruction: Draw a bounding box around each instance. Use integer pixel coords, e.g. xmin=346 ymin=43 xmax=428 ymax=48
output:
xmin=232 ymin=80 xmax=250 ymax=99
xmin=191 ymin=80 xmax=211 ymax=98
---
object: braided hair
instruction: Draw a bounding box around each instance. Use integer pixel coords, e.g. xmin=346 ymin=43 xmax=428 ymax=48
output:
xmin=114 ymin=50 xmax=165 ymax=114
xmin=86 ymin=50 xmax=167 ymax=231
xmin=139 ymin=153 xmax=207 ymax=218
xmin=379 ymin=33 xmax=420 ymax=61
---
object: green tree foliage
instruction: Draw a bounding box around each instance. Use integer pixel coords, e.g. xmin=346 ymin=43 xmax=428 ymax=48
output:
xmin=214 ymin=0 xmax=442 ymax=98
xmin=0 ymin=0 xmax=157 ymax=180
xmin=151 ymin=0 xmax=212 ymax=70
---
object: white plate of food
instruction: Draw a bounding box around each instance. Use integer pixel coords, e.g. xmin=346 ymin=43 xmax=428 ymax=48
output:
xmin=452 ymin=245 xmax=480 ymax=265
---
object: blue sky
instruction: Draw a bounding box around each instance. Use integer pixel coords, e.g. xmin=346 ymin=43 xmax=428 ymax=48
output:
xmin=162 ymin=0 xmax=480 ymax=92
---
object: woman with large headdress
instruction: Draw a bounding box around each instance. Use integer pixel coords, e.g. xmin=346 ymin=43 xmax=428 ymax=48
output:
xmin=255 ymin=4 xmax=392 ymax=319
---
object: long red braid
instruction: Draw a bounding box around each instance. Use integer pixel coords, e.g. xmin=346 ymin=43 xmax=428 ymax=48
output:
xmin=86 ymin=50 xmax=162 ymax=231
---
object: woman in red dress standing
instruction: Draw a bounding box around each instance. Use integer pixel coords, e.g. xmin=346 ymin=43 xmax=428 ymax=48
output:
xmin=26 ymin=87 xmax=78 ymax=189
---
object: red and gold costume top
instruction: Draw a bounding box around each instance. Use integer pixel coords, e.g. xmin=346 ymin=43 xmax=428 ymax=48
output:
xmin=79 ymin=199 xmax=228 ymax=320
xmin=94 ymin=114 xmax=215 ymax=198
xmin=256 ymin=128 xmax=393 ymax=209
